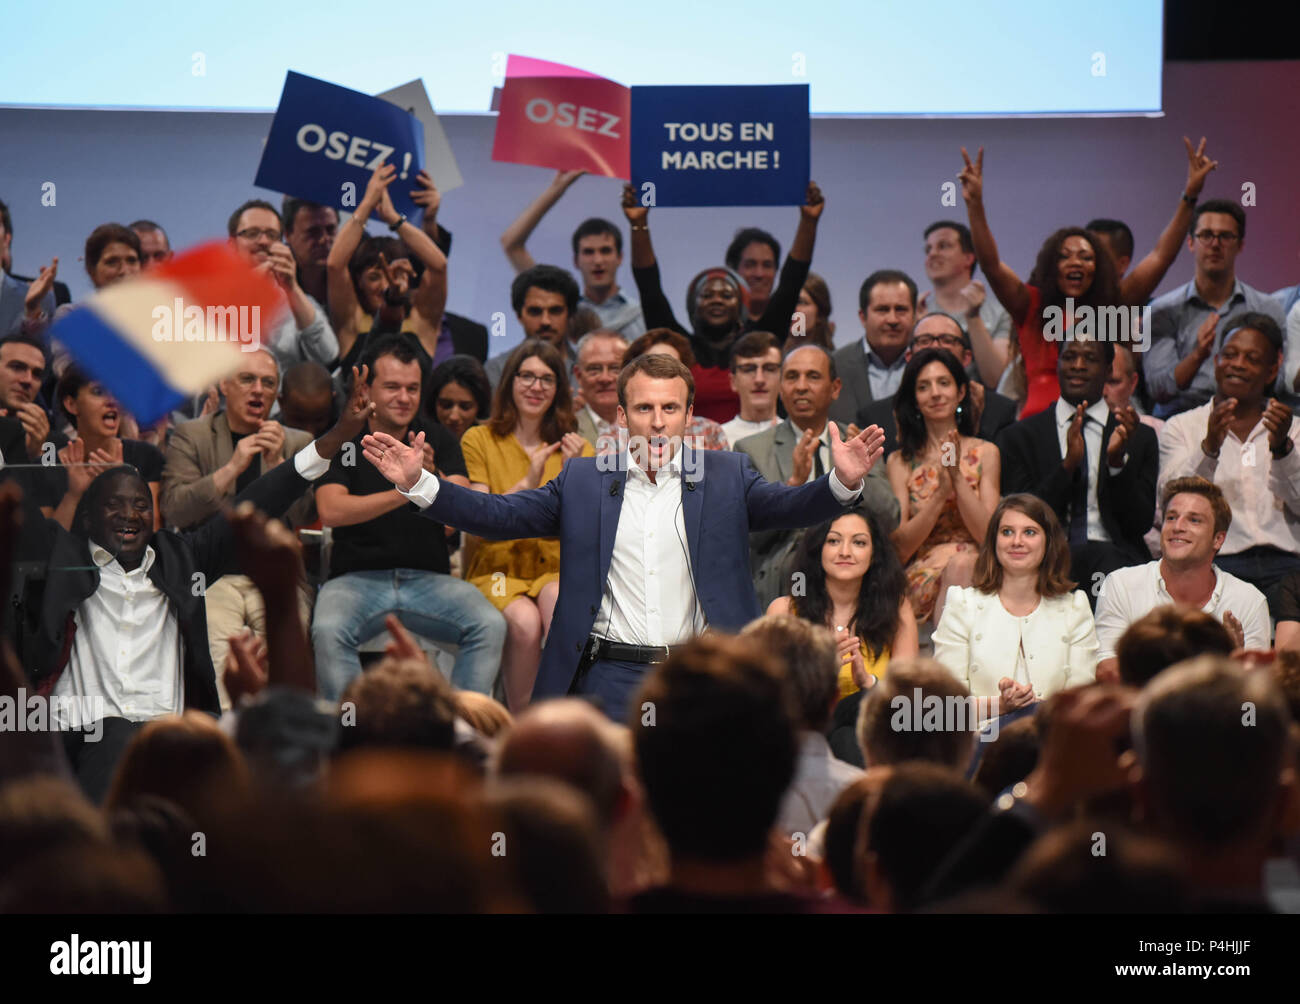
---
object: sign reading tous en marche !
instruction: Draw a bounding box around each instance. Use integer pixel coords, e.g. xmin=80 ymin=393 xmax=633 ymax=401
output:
xmin=491 ymin=55 xmax=630 ymax=179
xmin=255 ymin=71 xmax=426 ymax=218
xmin=631 ymin=84 xmax=810 ymax=207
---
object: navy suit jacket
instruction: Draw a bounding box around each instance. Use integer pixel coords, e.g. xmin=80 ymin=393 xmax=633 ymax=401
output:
xmin=422 ymin=447 xmax=857 ymax=698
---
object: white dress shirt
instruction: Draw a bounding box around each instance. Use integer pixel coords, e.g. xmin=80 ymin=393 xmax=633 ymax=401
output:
xmin=1094 ymin=560 xmax=1272 ymax=661
xmin=774 ymin=731 xmax=865 ymax=837
xmin=1159 ymin=400 xmax=1300 ymax=556
xmin=1054 ymin=396 xmax=1116 ymax=542
xmin=932 ymin=586 xmax=1098 ymax=699
xmin=399 ymin=447 xmax=865 ymax=645
xmin=53 ymin=544 xmax=183 ymax=725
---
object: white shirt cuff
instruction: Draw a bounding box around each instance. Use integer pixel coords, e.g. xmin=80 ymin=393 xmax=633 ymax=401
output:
xmin=397 ymin=468 xmax=440 ymax=509
xmin=293 ymin=441 xmax=330 ymax=480
xmin=829 ymin=469 xmax=863 ymax=502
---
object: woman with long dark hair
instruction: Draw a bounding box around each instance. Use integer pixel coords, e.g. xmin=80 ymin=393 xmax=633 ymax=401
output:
xmin=768 ymin=508 xmax=917 ymax=699
xmin=787 ymin=271 xmax=836 ymax=351
xmin=426 ymin=354 xmax=491 ymax=441
xmin=958 ymin=139 xmax=1217 ymax=417
xmin=459 ymin=339 xmax=593 ymax=711
xmin=886 ymin=348 xmax=1000 ymax=628
xmin=933 ymin=494 xmax=1097 ymax=715
xmin=619 ymin=182 xmax=825 ymax=423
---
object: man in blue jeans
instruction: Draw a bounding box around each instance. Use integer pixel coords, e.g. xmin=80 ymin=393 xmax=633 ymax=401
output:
xmin=312 ymin=335 xmax=505 ymax=699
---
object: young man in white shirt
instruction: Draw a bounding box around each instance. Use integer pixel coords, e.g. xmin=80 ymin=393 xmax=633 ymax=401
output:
xmin=721 ymin=330 xmax=782 ymax=448
xmin=1094 ymin=476 xmax=1270 ymax=681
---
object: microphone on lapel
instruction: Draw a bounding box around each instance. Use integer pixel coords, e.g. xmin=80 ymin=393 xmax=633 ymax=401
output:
xmin=610 ymin=480 xmax=621 ymax=496
xmin=686 ymin=481 xmax=696 ymax=492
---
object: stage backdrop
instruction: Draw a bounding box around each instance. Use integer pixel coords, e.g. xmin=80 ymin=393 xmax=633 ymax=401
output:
xmin=1 ymin=62 xmax=1297 ymax=360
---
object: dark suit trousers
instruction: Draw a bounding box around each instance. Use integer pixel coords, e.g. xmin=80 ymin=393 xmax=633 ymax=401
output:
xmin=1070 ymin=540 xmax=1142 ymax=611
xmin=61 ymin=718 xmax=145 ymax=804
xmin=572 ymin=657 xmax=653 ymax=724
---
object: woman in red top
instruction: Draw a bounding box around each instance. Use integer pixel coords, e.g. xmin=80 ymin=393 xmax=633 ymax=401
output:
xmin=957 ymin=139 xmax=1220 ymax=418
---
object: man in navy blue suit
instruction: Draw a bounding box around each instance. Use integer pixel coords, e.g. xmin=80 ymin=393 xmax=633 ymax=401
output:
xmin=363 ymin=353 xmax=886 ymax=720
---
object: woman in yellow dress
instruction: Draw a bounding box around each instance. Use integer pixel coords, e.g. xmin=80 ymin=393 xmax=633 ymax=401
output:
xmin=460 ymin=339 xmax=593 ymax=710
xmin=767 ymin=509 xmax=917 ymax=700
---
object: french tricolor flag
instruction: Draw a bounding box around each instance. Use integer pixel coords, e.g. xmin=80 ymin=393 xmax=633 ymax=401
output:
xmin=50 ymin=242 xmax=285 ymax=425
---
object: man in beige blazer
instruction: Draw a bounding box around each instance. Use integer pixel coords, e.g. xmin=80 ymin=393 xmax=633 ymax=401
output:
xmin=161 ymin=348 xmax=314 ymax=708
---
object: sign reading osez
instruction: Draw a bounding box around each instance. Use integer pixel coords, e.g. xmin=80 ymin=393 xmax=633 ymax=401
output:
xmin=521 ymin=98 xmax=622 ymax=138
xmin=294 ymin=124 xmax=413 ymax=175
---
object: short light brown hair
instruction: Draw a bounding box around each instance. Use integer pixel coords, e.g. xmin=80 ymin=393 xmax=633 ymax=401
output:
xmin=857 ymin=658 xmax=975 ymax=771
xmin=617 ymin=352 xmax=695 ymax=411
xmin=972 ymin=494 xmax=1074 ymax=598
xmin=741 ymin=614 xmax=840 ymax=731
xmin=1115 ymin=605 xmax=1234 ymax=687
xmin=1161 ymin=476 xmax=1231 ymax=537
xmin=338 ymin=657 xmax=459 ymax=754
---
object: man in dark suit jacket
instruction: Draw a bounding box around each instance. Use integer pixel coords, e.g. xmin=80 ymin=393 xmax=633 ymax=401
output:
xmin=828 ymin=270 xmax=917 ymax=426
xmin=857 ymin=312 xmax=1018 ymax=454
xmin=363 ymin=353 xmax=887 ymax=721
xmin=996 ymin=338 xmax=1157 ymax=603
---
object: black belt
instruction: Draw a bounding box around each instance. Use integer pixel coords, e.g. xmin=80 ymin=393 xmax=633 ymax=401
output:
xmin=586 ymin=637 xmax=682 ymax=664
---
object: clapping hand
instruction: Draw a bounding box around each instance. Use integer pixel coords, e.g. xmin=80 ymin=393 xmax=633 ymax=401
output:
xmin=788 ymin=426 xmax=818 ymax=486
xmin=998 ymin=676 xmax=1036 ymax=711
xmin=1263 ymin=398 xmax=1293 ymax=457
xmin=1107 ymin=405 xmax=1139 ymax=466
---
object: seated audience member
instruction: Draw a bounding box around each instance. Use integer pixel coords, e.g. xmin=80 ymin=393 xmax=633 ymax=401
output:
xmin=593 ymin=329 xmax=728 ymax=453
xmin=1147 ymin=200 xmax=1290 ymax=418
xmin=0 ymin=332 xmax=57 ymax=492
xmin=459 ymin=340 xmax=593 ymax=711
xmin=48 ymin=366 xmax=165 ymax=529
xmin=571 ymin=330 xmax=629 ymax=447
xmin=335 ymin=657 xmax=461 ymax=755
xmin=311 ymin=337 xmax=505 ymax=701
xmin=1093 ymin=477 xmax=1271 ymax=681
xmin=326 ymin=166 xmax=454 ymax=371
xmin=629 ymin=635 xmax=830 ymax=913
xmin=280 ymin=196 xmax=338 ymax=306
xmin=829 ymin=270 xmax=917 ymax=426
xmin=737 ymin=344 xmax=898 ymax=606
xmin=0 ymin=198 xmax=57 ymax=336
xmin=130 ymin=219 xmax=173 ymax=268
xmin=788 ymin=271 xmax=836 ymax=351
xmin=933 ymin=494 xmax=1098 ymax=712
xmin=996 ymin=337 xmax=1157 ymax=595
xmin=622 ymin=182 xmax=826 ymax=422
xmin=27 ymin=393 xmax=366 ymax=801
xmin=858 ymin=312 xmax=1018 ymax=455
xmin=1103 ymin=344 xmax=1163 ymax=435
xmin=480 ymin=265 xmax=581 ymax=392
xmin=721 ymin=330 xmax=782 ymax=447
xmin=426 ymin=354 xmax=491 ymax=441
xmin=741 ymin=616 xmax=866 ymax=837
xmin=886 ymin=347 xmax=1001 ymax=627
xmin=227 ymin=199 xmax=337 ymax=370
xmin=276 ymin=361 xmax=336 ymax=439
xmin=1113 ymin=605 xmax=1235 ymax=688
xmin=769 ymin=510 xmax=917 ymax=699
xmin=161 ymin=348 xmax=315 ymax=703
xmin=961 ymin=138 xmax=1218 ymax=418
xmin=1132 ymin=656 xmax=1296 ymax=908
xmin=919 ymin=220 xmax=1012 ymax=388
xmin=1007 ymin=821 xmax=1189 ymax=914
xmin=856 ymin=659 xmax=977 ymax=772
xmin=1158 ymin=313 xmax=1300 ymax=599
xmin=859 ymin=763 xmax=989 ymax=913
xmin=501 ymin=172 xmax=645 ymax=338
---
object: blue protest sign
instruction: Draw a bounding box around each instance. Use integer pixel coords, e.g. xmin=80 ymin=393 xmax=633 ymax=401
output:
xmin=255 ymin=72 xmax=426 ymax=218
xmin=630 ymin=85 xmax=809 ymax=207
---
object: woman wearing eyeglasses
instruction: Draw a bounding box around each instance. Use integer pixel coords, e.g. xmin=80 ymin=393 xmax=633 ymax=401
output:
xmin=886 ymin=348 xmax=1000 ymax=628
xmin=958 ymin=137 xmax=1219 ymax=418
xmin=459 ymin=339 xmax=594 ymax=711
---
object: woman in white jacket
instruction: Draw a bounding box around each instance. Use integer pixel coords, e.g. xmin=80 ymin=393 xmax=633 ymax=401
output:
xmin=933 ymin=493 xmax=1097 ymax=715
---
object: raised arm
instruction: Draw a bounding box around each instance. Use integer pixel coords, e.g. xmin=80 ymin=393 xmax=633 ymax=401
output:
xmin=960 ymin=147 xmax=1031 ymax=323
xmin=756 ymin=182 xmax=821 ymax=334
xmin=398 ymin=170 xmax=449 ymax=329
xmin=500 ymin=170 xmax=586 ymax=273
xmin=622 ymin=183 xmax=684 ymax=333
xmin=1121 ymin=137 xmax=1218 ymax=306
xmin=327 ymin=165 xmax=398 ymax=351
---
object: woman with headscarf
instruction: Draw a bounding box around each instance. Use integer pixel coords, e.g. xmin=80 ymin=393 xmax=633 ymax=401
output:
xmin=619 ymin=182 xmax=826 ymax=422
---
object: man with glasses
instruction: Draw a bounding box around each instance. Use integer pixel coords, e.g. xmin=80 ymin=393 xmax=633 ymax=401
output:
xmin=721 ymin=330 xmax=782 ymax=448
xmin=161 ymin=346 xmax=316 ymax=707
xmin=572 ymin=330 xmax=629 ymax=448
xmin=1146 ymin=199 xmax=1286 ymax=418
xmin=855 ymin=313 xmax=1017 ymax=454
xmin=228 ymin=199 xmax=338 ymax=370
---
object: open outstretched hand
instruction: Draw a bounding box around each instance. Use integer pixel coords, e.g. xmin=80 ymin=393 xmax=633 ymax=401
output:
xmin=829 ymin=423 xmax=886 ymax=488
xmin=363 ymin=429 xmax=425 ymax=491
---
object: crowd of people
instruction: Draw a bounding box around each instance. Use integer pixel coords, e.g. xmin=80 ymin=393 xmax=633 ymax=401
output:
xmin=1 ymin=130 xmax=1299 ymax=914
